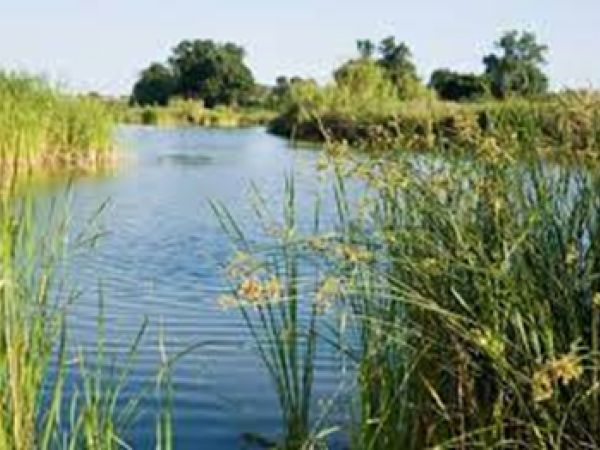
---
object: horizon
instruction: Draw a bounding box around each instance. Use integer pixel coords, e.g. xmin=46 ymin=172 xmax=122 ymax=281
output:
xmin=1 ymin=1 xmax=599 ymax=96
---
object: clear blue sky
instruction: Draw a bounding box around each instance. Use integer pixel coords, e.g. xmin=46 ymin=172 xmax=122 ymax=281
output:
xmin=1 ymin=0 xmax=599 ymax=95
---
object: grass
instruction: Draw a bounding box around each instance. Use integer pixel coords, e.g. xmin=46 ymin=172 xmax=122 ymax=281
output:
xmin=212 ymin=179 xmax=323 ymax=448
xmin=0 ymin=71 xmax=115 ymax=174
xmin=121 ymin=98 xmax=275 ymax=128
xmin=336 ymin=148 xmax=600 ymax=449
xmin=0 ymin=182 xmax=172 ymax=449
xmin=216 ymin=130 xmax=600 ymax=448
xmin=269 ymin=84 xmax=600 ymax=157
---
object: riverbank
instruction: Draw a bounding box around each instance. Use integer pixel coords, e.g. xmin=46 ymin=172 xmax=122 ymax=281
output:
xmin=0 ymin=72 xmax=115 ymax=174
xmin=120 ymin=99 xmax=276 ymax=128
xmin=268 ymin=91 xmax=600 ymax=156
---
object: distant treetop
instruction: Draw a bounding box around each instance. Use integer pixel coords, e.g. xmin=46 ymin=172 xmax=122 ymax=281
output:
xmin=131 ymin=39 xmax=255 ymax=108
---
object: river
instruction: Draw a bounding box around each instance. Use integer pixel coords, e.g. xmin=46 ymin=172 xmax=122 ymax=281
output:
xmin=37 ymin=126 xmax=346 ymax=449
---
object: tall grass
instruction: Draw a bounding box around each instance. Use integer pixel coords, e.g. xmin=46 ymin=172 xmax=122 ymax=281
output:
xmin=122 ymin=98 xmax=275 ymax=128
xmin=218 ymin=134 xmax=600 ymax=448
xmin=212 ymin=180 xmax=325 ymax=448
xmin=336 ymin=148 xmax=600 ymax=449
xmin=269 ymin=87 xmax=600 ymax=156
xmin=0 ymin=71 xmax=114 ymax=173
xmin=0 ymin=183 xmax=169 ymax=449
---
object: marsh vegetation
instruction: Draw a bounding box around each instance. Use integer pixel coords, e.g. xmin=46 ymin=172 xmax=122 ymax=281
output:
xmin=217 ymin=142 xmax=600 ymax=449
xmin=0 ymin=72 xmax=115 ymax=174
xmin=2 ymin=23 xmax=600 ymax=450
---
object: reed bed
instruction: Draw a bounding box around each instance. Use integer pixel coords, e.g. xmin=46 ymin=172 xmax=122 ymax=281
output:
xmin=122 ymin=99 xmax=275 ymax=128
xmin=334 ymin=149 xmax=600 ymax=449
xmin=0 ymin=71 xmax=115 ymax=173
xmin=217 ymin=138 xmax=600 ymax=448
xmin=0 ymin=184 xmax=170 ymax=449
xmin=269 ymin=90 xmax=600 ymax=157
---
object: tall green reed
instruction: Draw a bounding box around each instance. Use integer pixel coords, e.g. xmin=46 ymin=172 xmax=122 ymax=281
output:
xmin=0 ymin=177 xmax=170 ymax=449
xmin=0 ymin=71 xmax=114 ymax=173
xmin=218 ymin=132 xmax=600 ymax=448
xmin=329 ymin=145 xmax=600 ymax=448
xmin=212 ymin=179 xmax=332 ymax=449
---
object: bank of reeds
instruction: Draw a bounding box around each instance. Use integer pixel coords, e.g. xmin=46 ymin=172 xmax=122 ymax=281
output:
xmin=269 ymin=89 xmax=600 ymax=157
xmin=0 ymin=71 xmax=114 ymax=174
xmin=123 ymin=99 xmax=275 ymax=128
xmin=218 ymin=136 xmax=600 ymax=448
xmin=0 ymin=182 xmax=172 ymax=449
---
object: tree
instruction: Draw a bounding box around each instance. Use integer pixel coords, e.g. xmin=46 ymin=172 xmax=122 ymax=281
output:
xmin=273 ymin=76 xmax=290 ymax=98
xmin=483 ymin=30 xmax=549 ymax=98
xmin=429 ymin=69 xmax=487 ymax=102
xmin=131 ymin=63 xmax=177 ymax=106
xmin=168 ymin=40 xmax=255 ymax=107
xmin=334 ymin=58 xmax=392 ymax=94
xmin=356 ymin=39 xmax=376 ymax=60
xmin=130 ymin=39 xmax=256 ymax=108
xmin=334 ymin=36 xmax=423 ymax=100
xmin=377 ymin=37 xmax=420 ymax=90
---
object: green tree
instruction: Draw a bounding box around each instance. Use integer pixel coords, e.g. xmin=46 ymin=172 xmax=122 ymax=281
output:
xmin=356 ymin=39 xmax=376 ymax=60
xmin=429 ymin=69 xmax=487 ymax=102
xmin=483 ymin=30 xmax=549 ymax=98
xmin=168 ymin=39 xmax=255 ymax=107
xmin=377 ymin=36 xmax=420 ymax=95
xmin=334 ymin=59 xmax=392 ymax=93
xmin=131 ymin=63 xmax=176 ymax=106
xmin=273 ymin=76 xmax=290 ymax=98
xmin=335 ymin=37 xmax=424 ymax=100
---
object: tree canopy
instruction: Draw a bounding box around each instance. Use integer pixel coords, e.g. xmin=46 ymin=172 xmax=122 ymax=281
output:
xmin=483 ymin=30 xmax=549 ymax=98
xmin=377 ymin=37 xmax=420 ymax=91
xmin=131 ymin=63 xmax=176 ymax=106
xmin=131 ymin=39 xmax=255 ymax=107
xmin=130 ymin=30 xmax=552 ymax=109
xmin=334 ymin=37 xmax=423 ymax=100
xmin=429 ymin=69 xmax=487 ymax=102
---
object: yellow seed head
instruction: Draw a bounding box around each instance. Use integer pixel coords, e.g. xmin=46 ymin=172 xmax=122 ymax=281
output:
xmin=264 ymin=277 xmax=281 ymax=300
xmin=532 ymin=370 xmax=553 ymax=403
xmin=316 ymin=277 xmax=343 ymax=311
xmin=217 ymin=295 xmax=238 ymax=310
xmin=593 ymin=293 xmax=600 ymax=309
xmin=237 ymin=278 xmax=263 ymax=302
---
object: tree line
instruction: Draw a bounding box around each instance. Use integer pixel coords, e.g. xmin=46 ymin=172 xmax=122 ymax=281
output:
xmin=131 ymin=40 xmax=256 ymax=107
xmin=131 ymin=30 xmax=550 ymax=108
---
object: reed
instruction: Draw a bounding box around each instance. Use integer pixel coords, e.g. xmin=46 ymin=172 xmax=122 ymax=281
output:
xmin=269 ymin=88 xmax=600 ymax=157
xmin=219 ymin=131 xmax=600 ymax=448
xmin=0 ymin=183 xmax=168 ymax=449
xmin=334 ymin=147 xmax=600 ymax=449
xmin=0 ymin=71 xmax=114 ymax=173
xmin=122 ymin=99 xmax=275 ymax=128
xmin=212 ymin=179 xmax=329 ymax=448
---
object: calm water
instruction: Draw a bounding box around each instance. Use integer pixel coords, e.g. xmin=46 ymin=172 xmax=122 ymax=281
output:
xmin=38 ymin=126 xmax=348 ymax=449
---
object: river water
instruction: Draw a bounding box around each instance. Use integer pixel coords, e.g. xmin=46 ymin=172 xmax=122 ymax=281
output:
xmin=38 ymin=126 xmax=347 ymax=449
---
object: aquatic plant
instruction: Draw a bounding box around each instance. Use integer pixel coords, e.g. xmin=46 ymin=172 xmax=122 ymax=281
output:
xmin=220 ymin=132 xmax=600 ymax=448
xmin=122 ymin=99 xmax=275 ymax=128
xmin=0 ymin=71 xmax=114 ymax=173
xmin=0 ymin=183 xmax=169 ymax=449
xmin=212 ymin=179 xmax=330 ymax=449
xmin=269 ymin=89 xmax=600 ymax=157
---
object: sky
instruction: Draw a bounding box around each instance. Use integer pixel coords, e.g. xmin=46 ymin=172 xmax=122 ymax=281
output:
xmin=1 ymin=1 xmax=599 ymax=96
